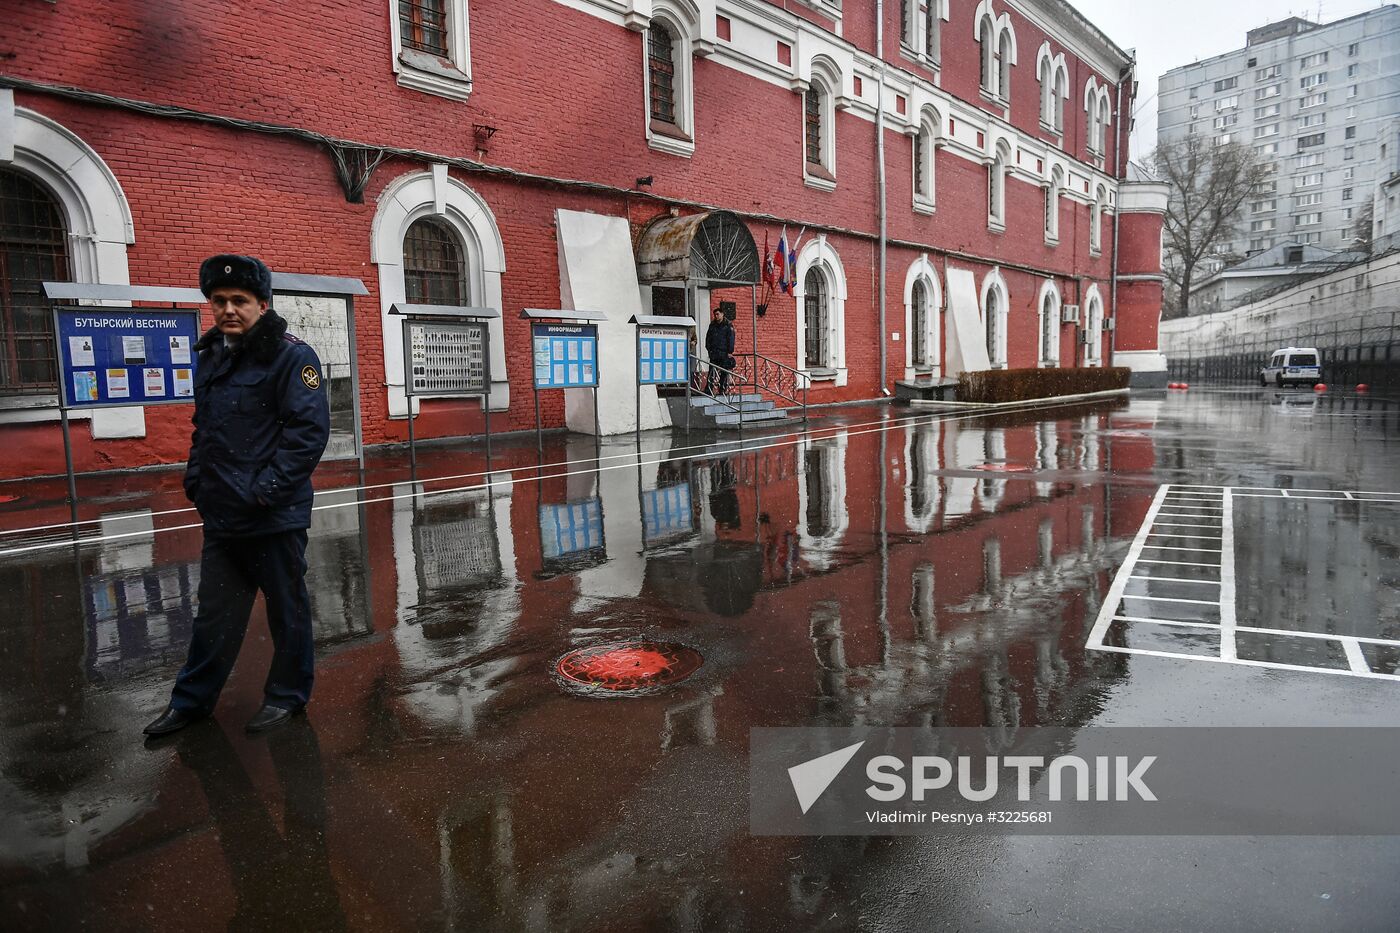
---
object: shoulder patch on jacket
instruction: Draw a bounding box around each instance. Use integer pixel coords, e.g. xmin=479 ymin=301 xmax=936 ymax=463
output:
xmin=300 ymin=365 xmax=321 ymax=390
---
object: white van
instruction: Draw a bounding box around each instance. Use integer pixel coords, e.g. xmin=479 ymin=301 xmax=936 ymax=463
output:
xmin=1259 ymin=347 xmax=1322 ymax=387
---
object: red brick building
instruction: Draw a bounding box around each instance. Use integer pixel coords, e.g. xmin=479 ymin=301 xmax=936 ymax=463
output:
xmin=0 ymin=0 xmax=1168 ymax=478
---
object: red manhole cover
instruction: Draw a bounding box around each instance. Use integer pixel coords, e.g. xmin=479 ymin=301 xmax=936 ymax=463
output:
xmin=556 ymin=641 xmax=703 ymax=694
xmin=972 ymin=463 xmax=1031 ymax=472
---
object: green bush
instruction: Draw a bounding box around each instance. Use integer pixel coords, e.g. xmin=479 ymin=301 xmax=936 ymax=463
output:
xmin=956 ymin=367 xmax=1131 ymax=403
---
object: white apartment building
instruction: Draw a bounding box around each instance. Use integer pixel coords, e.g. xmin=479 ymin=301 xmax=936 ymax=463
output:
xmin=1157 ymin=7 xmax=1400 ymax=256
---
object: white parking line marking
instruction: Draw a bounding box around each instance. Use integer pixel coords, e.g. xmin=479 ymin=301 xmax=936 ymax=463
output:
xmin=1129 ymin=575 xmax=1222 ymax=586
xmin=1091 ymin=482 xmax=1400 ymax=681
xmin=1152 ymin=522 xmax=1226 ymax=529
xmin=1121 ymin=594 xmax=1223 ymax=606
xmin=1342 ymin=638 xmax=1369 ymax=673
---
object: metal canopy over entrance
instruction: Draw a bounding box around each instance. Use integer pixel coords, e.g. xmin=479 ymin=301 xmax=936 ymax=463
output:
xmin=635 ymin=210 xmax=760 ymax=287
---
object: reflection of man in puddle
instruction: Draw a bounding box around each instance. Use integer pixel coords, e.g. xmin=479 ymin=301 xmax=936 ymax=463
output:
xmin=708 ymin=459 xmax=740 ymax=530
xmin=176 ymin=720 xmax=346 ymax=931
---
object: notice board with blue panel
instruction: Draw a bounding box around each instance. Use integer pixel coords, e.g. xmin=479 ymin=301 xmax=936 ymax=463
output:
xmin=539 ymin=498 xmax=606 ymax=563
xmin=532 ymin=323 xmax=598 ymax=389
xmin=637 ymin=326 xmax=690 ymax=385
xmin=53 ymin=307 xmax=203 ymax=409
xmin=642 ymin=481 xmax=694 ymax=544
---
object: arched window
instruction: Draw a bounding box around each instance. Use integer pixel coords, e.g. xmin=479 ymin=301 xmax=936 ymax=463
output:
xmin=1 ymin=169 xmax=69 ymax=391
xmin=913 ymin=130 xmax=928 ymax=200
xmin=1045 ymin=165 xmax=1063 ymax=242
xmin=912 ymin=108 xmax=938 ymax=212
xmin=1090 ymin=187 xmax=1105 ymax=255
xmin=803 ymin=267 xmax=830 ymax=368
xmin=985 ymin=287 xmax=1000 ymax=365
xmin=997 ymin=29 xmax=1014 ymax=101
xmin=911 ymin=279 xmax=930 ymax=367
xmin=988 ymin=146 xmax=1008 ymax=228
xmin=804 ymin=81 xmax=834 ymax=179
xmin=648 ymin=23 xmax=677 ymax=126
xmin=979 ymin=16 xmax=997 ymax=94
xmin=403 ymin=217 xmax=468 ymax=305
xmin=1084 ymin=291 xmax=1104 ymax=366
xmin=981 ymin=271 xmax=1009 ymax=369
xmin=1054 ymin=67 xmax=1068 ymax=133
xmin=926 ymin=1 xmax=943 ymax=64
xmin=1039 ymin=57 xmax=1054 ymax=125
xmin=1039 ymin=284 xmax=1060 ymax=367
xmin=900 ymin=0 xmax=916 ymax=48
xmin=1098 ymin=97 xmax=1111 ymax=154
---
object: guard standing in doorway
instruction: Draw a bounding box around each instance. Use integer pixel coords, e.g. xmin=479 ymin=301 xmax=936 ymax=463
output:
xmin=705 ymin=305 xmax=736 ymax=395
xmin=144 ymin=255 xmax=330 ymax=737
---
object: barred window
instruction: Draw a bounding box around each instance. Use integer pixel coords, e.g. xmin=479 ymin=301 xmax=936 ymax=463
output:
xmin=648 ymin=23 xmax=677 ymax=125
xmin=804 ymin=85 xmax=824 ymax=167
xmin=911 ymin=279 xmax=930 ymax=366
xmin=913 ymin=131 xmax=928 ymax=198
xmin=804 ymin=268 xmax=830 ymax=368
xmin=985 ymin=288 xmax=1000 ymax=364
xmin=0 ymin=169 xmax=68 ymax=392
xmin=403 ymin=218 xmax=468 ymax=305
xmin=400 ymin=0 xmax=449 ymax=57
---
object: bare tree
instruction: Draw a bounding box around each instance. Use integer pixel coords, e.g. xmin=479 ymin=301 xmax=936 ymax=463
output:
xmin=1350 ymin=200 xmax=1374 ymax=253
xmin=1152 ymin=136 xmax=1270 ymax=318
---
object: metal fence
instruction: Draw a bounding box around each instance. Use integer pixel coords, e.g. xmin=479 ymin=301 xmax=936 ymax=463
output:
xmin=1166 ymin=307 xmax=1400 ymax=386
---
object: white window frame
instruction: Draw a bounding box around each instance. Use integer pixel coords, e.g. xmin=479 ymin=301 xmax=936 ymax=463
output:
xmin=911 ymin=106 xmax=939 ymax=214
xmin=1090 ymin=184 xmax=1106 ymax=256
xmin=801 ymin=60 xmax=841 ymax=191
xmin=793 ymin=236 xmax=847 ymax=385
xmin=903 ymin=255 xmax=942 ymax=379
xmin=797 ymin=433 xmax=849 ymax=570
xmin=371 ymin=167 xmax=509 ymax=418
xmin=1037 ymin=279 xmax=1061 ymax=368
xmin=0 ymin=102 xmax=138 ymax=435
xmin=388 ymin=0 xmax=473 ymax=102
xmin=1083 ymin=285 xmax=1104 ymax=366
xmin=987 ymin=141 xmax=1009 ymax=231
xmin=974 ymin=3 xmax=1015 ymax=107
xmin=643 ymin=6 xmax=700 ymax=158
xmin=980 ymin=268 xmax=1010 ymax=370
xmin=1044 ymin=165 xmax=1064 ymax=244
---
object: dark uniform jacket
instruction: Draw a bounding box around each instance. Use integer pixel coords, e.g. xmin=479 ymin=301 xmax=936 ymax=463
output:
xmin=705 ymin=319 xmax=736 ymax=364
xmin=183 ymin=310 xmax=330 ymax=538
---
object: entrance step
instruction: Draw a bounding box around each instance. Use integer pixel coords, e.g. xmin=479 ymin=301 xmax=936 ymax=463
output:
xmin=689 ymin=393 xmax=761 ymax=407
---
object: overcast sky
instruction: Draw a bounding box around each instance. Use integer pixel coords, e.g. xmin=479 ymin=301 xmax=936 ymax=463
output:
xmin=1068 ymin=0 xmax=1392 ymax=159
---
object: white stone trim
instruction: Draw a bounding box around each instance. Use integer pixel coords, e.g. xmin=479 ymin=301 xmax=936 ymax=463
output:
xmin=371 ymin=169 xmax=509 ymax=416
xmin=793 ymin=235 xmax=847 ymax=386
xmin=1036 ymin=278 xmax=1061 ymax=366
xmin=902 ymin=254 xmax=942 ymax=380
xmin=556 ymin=0 xmax=1125 ymax=200
xmin=1 ymin=108 xmax=140 ymax=436
xmin=387 ymin=0 xmax=473 ymax=102
xmin=644 ymin=3 xmax=699 ymax=157
xmin=979 ymin=267 xmax=1010 ymax=369
xmin=1112 ymin=348 xmax=1167 ymax=373
xmin=1083 ymin=282 xmax=1105 ymax=366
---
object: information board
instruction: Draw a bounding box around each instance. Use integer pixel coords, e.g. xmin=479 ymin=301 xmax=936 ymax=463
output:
xmin=532 ymin=323 xmax=598 ymax=389
xmin=53 ymin=307 xmax=202 ymax=409
xmin=637 ymin=326 xmax=690 ymax=385
xmin=403 ymin=320 xmax=489 ymax=397
xmin=539 ymin=498 xmax=605 ymax=562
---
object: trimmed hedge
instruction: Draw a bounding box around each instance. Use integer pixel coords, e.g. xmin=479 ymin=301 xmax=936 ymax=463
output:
xmin=956 ymin=367 xmax=1131 ymax=404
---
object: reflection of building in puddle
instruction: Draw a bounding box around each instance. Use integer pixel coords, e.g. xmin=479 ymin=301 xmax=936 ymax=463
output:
xmin=798 ymin=432 xmax=848 ymax=571
xmin=391 ymin=475 xmax=520 ymax=736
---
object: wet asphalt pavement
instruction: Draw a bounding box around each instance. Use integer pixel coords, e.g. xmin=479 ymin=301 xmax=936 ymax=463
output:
xmin=1 ymin=385 xmax=1399 ymax=931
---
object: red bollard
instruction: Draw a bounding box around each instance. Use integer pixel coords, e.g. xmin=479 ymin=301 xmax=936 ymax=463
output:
xmin=1357 ymin=383 xmax=1370 ymax=393
xmin=1181 ymin=383 xmax=1189 ymax=390
xmin=1313 ymin=383 xmax=1327 ymax=392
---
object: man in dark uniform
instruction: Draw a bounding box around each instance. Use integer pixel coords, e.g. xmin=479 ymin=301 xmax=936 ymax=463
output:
xmin=144 ymin=255 xmax=330 ymax=736
xmin=704 ymin=305 xmax=736 ymax=395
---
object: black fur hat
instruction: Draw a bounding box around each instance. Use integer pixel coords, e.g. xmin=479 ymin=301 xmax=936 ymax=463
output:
xmin=199 ymin=254 xmax=273 ymax=302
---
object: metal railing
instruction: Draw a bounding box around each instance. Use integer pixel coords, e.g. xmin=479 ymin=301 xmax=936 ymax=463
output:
xmin=731 ymin=353 xmax=810 ymax=423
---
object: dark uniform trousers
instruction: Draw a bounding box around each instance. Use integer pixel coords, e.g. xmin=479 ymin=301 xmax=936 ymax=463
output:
xmin=171 ymin=529 xmax=314 ymax=713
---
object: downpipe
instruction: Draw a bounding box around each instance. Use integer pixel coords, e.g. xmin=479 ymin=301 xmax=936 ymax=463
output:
xmin=876 ymin=0 xmax=889 ymax=395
